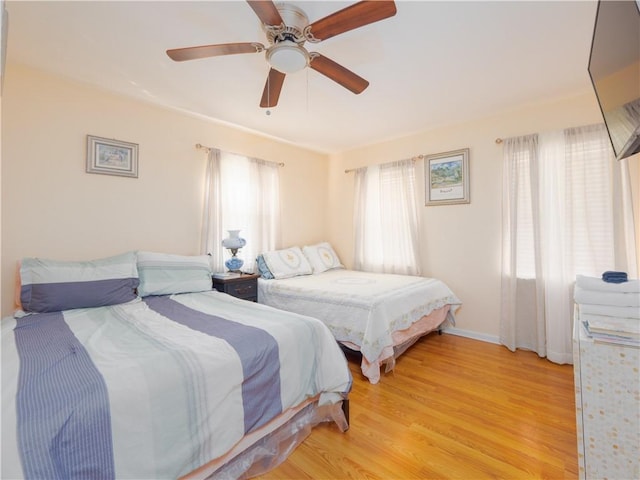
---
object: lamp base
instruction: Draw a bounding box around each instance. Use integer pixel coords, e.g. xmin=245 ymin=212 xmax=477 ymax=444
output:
xmin=225 ymin=256 xmax=244 ymax=272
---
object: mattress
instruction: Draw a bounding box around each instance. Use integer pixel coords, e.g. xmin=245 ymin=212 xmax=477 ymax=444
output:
xmin=1 ymin=290 xmax=352 ymax=479
xmin=258 ymin=269 xmax=461 ymax=383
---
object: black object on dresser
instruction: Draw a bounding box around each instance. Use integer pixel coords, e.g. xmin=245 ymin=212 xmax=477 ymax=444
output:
xmin=212 ymin=273 xmax=259 ymax=302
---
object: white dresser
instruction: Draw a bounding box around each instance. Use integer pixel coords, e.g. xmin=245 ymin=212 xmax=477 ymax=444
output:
xmin=573 ymin=311 xmax=640 ymax=479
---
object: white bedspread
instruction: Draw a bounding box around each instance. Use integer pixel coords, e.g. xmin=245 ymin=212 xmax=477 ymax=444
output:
xmin=1 ymin=291 xmax=351 ymax=479
xmin=258 ymin=269 xmax=461 ymax=376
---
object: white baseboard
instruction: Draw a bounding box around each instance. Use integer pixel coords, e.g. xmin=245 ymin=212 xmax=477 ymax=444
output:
xmin=441 ymin=327 xmax=500 ymax=345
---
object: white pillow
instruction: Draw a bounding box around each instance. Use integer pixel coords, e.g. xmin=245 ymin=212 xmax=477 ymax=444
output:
xmin=137 ymin=251 xmax=212 ymax=296
xmin=261 ymin=246 xmax=313 ymax=279
xmin=302 ymin=242 xmax=343 ymax=274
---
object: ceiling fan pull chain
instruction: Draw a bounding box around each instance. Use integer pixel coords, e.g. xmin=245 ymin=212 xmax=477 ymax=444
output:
xmin=266 ymin=70 xmax=271 ymax=115
xmin=306 ymin=67 xmax=309 ymax=114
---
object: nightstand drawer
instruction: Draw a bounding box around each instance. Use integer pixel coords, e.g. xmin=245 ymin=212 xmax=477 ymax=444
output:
xmin=223 ymin=280 xmax=257 ymax=300
xmin=212 ymin=273 xmax=259 ymax=302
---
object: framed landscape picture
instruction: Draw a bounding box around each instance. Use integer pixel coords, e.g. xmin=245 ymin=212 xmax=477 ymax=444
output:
xmin=425 ymin=148 xmax=469 ymax=206
xmin=86 ymin=135 xmax=138 ymax=178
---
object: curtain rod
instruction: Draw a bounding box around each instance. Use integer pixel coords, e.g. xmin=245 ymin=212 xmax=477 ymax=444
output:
xmin=195 ymin=143 xmax=284 ymax=166
xmin=195 ymin=143 xmax=212 ymax=153
xmin=344 ymin=155 xmax=421 ymax=174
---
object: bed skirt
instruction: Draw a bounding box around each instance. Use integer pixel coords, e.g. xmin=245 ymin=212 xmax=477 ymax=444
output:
xmin=340 ymin=305 xmax=452 ymax=383
xmin=182 ymin=397 xmax=349 ymax=479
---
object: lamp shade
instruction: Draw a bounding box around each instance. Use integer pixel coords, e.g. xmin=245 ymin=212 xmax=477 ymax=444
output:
xmin=221 ymin=230 xmax=246 ymax=250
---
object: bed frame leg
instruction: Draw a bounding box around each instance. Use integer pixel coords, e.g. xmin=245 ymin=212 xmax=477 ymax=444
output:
xmin=342 ymin=399 xmax=350 ymax=428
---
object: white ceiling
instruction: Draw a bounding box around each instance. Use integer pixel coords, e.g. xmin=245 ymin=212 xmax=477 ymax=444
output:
xmin=5 ymin=0 xmax=599 ymax=154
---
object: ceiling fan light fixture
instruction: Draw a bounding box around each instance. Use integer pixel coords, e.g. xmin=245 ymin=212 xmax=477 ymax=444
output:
xmin=266 ymin=40 xmax=309 ymax=74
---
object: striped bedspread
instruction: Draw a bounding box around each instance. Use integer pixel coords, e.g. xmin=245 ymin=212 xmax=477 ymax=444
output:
xmin=1 ymin=291 xmax=351 ymax=479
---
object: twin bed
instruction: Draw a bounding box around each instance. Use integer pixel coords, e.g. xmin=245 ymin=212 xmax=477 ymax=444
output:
xmin=1 ymin=252 xmax=351 ymax=479
xmin=256 ymin=243 xmax=462 ymax=384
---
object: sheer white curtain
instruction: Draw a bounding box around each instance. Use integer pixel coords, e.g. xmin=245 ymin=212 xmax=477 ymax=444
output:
xmin=201 ymin=149 xmax=281 ymax=272
xmin=353 ymin=159 xmax=422 ymax=275
xmin=501 ymin=124 xmax=637 ymax=364
xmin=201 ymin=149 xmax=223 ymax=270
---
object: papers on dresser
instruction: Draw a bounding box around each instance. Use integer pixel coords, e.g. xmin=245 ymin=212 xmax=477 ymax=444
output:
xmin=582 ymin=314 xmax=640 ymax=348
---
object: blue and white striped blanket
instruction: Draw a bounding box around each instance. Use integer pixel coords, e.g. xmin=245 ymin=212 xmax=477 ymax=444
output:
xmin=1 ymin=291 xmax=352 ymax=479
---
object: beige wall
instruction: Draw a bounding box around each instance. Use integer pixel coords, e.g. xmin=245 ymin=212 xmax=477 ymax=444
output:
xmin=3 ymin=63 xmax=638 ymax=340
xmin=1 ymin=63 xmax=329 ymax=315
xmin=327 ymin=93 xmax=640 ymax=341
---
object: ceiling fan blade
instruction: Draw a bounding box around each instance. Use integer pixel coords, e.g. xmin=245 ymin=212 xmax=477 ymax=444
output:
xmin=166 ymin=42 xmax=264 ymax=62
xmin=246 ymin=0 xmax=283 ymax=26
xmin=309 ymin=54 xmax=369 ymax=94
xmin=260 ymin=69 xmax=286 ymax=108
xmin=306 ymin=1 xmax=397 ymax=42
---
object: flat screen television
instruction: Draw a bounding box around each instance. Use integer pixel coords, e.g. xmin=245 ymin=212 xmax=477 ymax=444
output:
xmin=588 ymin=0 xmax=640 ymax=160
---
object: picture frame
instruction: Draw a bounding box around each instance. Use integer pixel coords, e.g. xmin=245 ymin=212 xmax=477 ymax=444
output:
xmin=86 ymin=135 xmax=138 ymax=178
xmin=424 ymin=148 xmax=470 ymax=206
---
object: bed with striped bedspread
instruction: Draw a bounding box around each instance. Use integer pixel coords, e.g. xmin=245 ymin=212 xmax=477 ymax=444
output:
xmin=1 ymin=290 xmax=351 ymax=479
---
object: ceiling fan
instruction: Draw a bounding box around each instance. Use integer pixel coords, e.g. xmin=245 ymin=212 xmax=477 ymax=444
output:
xmin=166 ymin=1 xmax=397 ymax=108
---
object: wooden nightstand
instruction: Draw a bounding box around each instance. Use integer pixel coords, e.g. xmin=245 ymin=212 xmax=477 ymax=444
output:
xmin=212 ymin=273 xmax=259 ymax=302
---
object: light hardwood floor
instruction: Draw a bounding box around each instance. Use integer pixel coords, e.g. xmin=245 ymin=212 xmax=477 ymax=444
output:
xmin=260 ymin=332 xmax=578 ymax=479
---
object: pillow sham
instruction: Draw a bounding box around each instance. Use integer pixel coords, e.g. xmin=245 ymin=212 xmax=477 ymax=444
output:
xmin=19 ymin=252 xmax=139 ymax=313
xmin=256 ymin=254 xmax=275 ymax=279
xmin=137 ymin=251 xmax=212 ymax=297
xmin=302 ymin=242 xmax=343 ymax=274
xmin=261 ymin=246 xmax=313 ymax=279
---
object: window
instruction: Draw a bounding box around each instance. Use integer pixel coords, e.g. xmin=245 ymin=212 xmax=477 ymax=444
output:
xmin=353 ymin=159 xmax=421 ymax=275
xmin=201 ymin=149 xmax=280 ymax=272
xmin=501 ymin=124 xmax=636 ymax=363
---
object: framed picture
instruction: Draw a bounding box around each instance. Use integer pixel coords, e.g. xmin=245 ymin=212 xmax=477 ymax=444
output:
xmin=86 ymin=135 xmax=138 ymax=178
xmin=424 ymin=148 xmax=470 ymax=206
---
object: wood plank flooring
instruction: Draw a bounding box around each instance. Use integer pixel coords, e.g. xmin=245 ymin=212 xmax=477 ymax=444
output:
xmin=260 ymin=332 xmax=578 ymax=479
